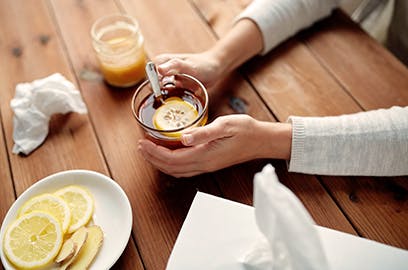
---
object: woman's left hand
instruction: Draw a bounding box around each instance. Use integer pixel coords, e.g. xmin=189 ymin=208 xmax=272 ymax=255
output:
xmin=138 ymin=115 xmax=292 ymax=178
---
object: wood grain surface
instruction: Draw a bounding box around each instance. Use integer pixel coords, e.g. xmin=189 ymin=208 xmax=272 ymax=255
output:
xmin=191 ymin=0 xmax=408 ymax=249
xmin=0 ymin=1 xmax=406 ymax=269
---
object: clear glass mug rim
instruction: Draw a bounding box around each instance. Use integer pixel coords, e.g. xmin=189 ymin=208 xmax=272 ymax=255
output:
xmin=131 ymin=73 xmax=209 ymax=133
xmin=90 ymin=13 xmax=141 ymax=46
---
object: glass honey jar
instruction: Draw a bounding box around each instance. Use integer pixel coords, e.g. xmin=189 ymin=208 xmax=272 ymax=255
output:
xmin=91 ymin=14 xmax=147 ymax=87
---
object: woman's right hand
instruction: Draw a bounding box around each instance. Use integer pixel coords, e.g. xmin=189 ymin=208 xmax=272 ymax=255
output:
xmin=153 ymin=19 xmax=263 ymax=89
xmin=153 ymin=51 xmax=224 ymax=88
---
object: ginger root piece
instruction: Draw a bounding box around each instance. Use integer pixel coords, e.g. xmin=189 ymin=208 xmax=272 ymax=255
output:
xmin=55 ymin=239 xmax=76 ymax=264
xmin=68 ymin=225 xmax=104 ymax=270
xmin=57 ymin=227 xmax=88 ymax=270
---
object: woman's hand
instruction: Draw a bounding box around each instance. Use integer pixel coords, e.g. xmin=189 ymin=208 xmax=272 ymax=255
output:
xmin=154 ymin=51 xmax=223 ymax=88
xmin=153 ymin=19 xmax=263 ymax=89
xmin=138 ymin=115 xmax=292 ymax=178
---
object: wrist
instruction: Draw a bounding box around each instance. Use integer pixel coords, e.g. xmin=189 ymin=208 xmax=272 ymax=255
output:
xmin=207 ymin=19 xmax=263 ymax=75
xmin=206 ymin=46 xmax=230 ymax=76
xmin=255 ymin=121 xmax=292 ymax=160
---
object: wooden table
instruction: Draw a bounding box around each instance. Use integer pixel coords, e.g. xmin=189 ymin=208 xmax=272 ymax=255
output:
xmin=1 ymin=0 xmax=407 ymax=269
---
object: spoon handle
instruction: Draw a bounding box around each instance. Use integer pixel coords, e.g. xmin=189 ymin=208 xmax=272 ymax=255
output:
xmin=145 ymin=62 xmax=162 ymax=98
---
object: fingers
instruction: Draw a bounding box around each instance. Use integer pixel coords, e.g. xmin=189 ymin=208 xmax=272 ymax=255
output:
xmin=157 ymin=59 xmax=191 ymax=76
xmin=138 ymin=139 xmax=207 ymax=177
xmin=154 ymin=53 xmax=186 ymax=65
xmin=181 ymin=117 xmax=230 ymax=146
xmin=138 ymin=115 xmax=256 ymax=177
xmin=141 ymin=147 xmax=202 ymax=177
xmin=153 ymin=54 xmax=172 ymax=65
xmin=153 ymin=54 xmax=194 ymax=77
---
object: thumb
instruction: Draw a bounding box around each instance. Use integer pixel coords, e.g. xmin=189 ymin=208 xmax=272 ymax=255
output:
xmin=181 ymin=120 xmax=226 ymax=146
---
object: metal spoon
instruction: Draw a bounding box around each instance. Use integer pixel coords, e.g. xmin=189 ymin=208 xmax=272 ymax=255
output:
xmin=145 ymin=61 xmax=162 ymax=99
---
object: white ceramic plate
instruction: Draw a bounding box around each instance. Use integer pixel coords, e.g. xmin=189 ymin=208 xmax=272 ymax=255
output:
xmin=0 ymin=170 xmax=133 ymax=270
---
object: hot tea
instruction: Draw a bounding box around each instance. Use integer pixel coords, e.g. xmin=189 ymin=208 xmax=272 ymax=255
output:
xmin=132 ymin=74 xmax=208 ymax=149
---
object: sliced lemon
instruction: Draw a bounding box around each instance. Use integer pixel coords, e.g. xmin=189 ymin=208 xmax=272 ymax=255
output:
xmin=3 ymin=211 xmax=63 ymax=269
xmin=153 ymin=97 xmax=198 ymax=136
xmin=19 ymin=193 xmax=71 ymax=234
xmin=54 ymin=186 xmax=94 ymax=234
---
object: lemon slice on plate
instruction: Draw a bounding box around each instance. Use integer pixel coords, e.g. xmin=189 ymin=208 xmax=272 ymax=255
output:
xmin=19 ymin=193 xmax=71 ymax=234
xmin=55 ymin=185 xmax=94 ymax=234
xmin=153 ymin=97 xmax=198 ymax=136
xmin=3 ymin=211 xmax=63 ymax=269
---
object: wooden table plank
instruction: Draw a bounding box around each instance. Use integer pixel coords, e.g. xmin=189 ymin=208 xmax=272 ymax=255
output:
xmin=215 ymin=159 xmax=358 ymax=234
xmin=0 ymin=0 xmax=107 ymax=193
xmin=0 ymin=0 xmax=144 ymax=268
xmin=0 ymin=116 xmax=16 ymax=245
xmin=191 ymin=0 xmax=408 ymax=249
xmin=303 ymin=10 xmax=408 ymax=110
xmin=319 ymin=176 xmax=408 ymax=248
xmin=193 ymin=0 xmax=363 ymax=121
xmin=245 ymin=42 xmax=363 ymax=119
xmin=49 ymin=0 xmax=223 ymax=268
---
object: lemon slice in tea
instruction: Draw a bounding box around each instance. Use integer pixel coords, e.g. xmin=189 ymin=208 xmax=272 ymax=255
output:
xmin=3 ymin=211 xmax=63 ymax=269
xmin=19 ymin=193 xmax=71 ymax=234
xmin=153 ymin=97 xmax=198 ymax=136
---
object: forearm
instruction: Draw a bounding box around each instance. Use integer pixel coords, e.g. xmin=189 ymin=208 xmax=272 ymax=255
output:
xmin=288 ymin=106 xmax=408 ymax=176
xmin=208 ymin=19 xmax=263 ymax=75
xmin=207 ymin=0 xmax=340 ymax=76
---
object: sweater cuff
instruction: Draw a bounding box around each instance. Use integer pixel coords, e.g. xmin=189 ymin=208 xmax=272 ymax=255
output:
xmin=287 ymin=116 xmax=306 ymax=172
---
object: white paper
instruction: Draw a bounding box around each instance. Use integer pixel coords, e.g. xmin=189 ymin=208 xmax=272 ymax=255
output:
xmin=166 ymin=192 xmax=408 ymax=270
xmin=10 ymin=73 xmax=87 ymax=155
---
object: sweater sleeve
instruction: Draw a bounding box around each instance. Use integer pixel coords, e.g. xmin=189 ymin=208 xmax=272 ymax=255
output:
xmin=236 ymin=0 xmax=340 ymax=54
xmin=287 ymin=106 xmax=408 ymax=176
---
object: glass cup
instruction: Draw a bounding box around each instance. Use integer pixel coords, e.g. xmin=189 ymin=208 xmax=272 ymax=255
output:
xmin=131 ymin=74 xmax=209 ymax=149
xmin=91 ymin=14 xmax=147 ymax=87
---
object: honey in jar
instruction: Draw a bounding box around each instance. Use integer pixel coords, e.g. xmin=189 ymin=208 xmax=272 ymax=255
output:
xmin=91 ymin=14 xmax=146 ymax=87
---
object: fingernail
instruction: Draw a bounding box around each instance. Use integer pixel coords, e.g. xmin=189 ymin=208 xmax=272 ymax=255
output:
xmin=182 ymin=134 xmax=193 ymax=145
xmin=158 ymin=62 xmax=171 ymax=72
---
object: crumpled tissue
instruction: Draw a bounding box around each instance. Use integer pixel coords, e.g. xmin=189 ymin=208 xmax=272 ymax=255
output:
xmin=242 ymin=164 xmax=329 ymax=270
xmin=10 ymin=73 xmax=87 ymax=155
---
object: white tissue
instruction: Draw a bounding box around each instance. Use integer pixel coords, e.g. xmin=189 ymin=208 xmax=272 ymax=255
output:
xmin=242 ymin=164 xmax=329 ymax=270
xmin=10 ymin=73 xmax=87 ymax=155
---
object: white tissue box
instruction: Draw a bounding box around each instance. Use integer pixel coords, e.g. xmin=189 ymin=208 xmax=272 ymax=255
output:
xmin=166 ymin=192 xmax=408 ymax=270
